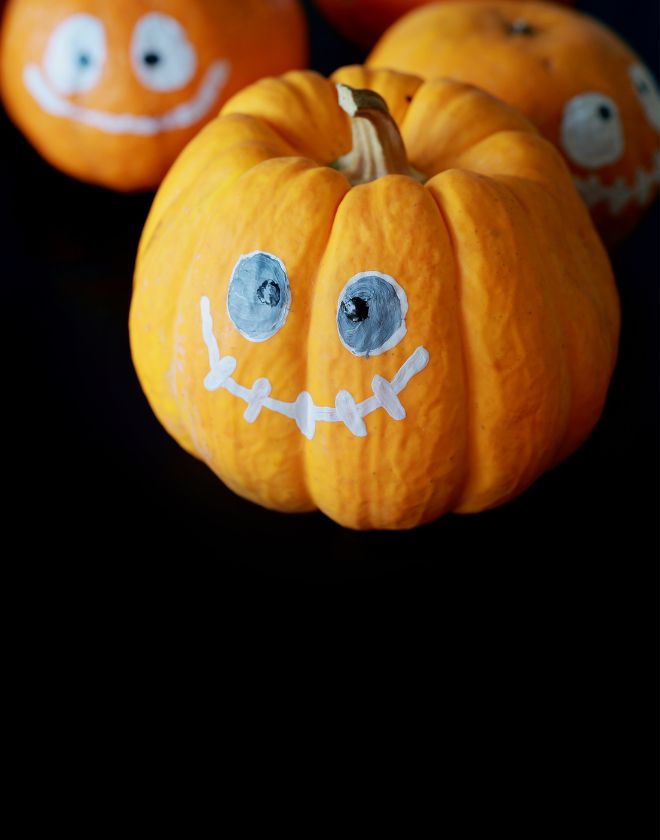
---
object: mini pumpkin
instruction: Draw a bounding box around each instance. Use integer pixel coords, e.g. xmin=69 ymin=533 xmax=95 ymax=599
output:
xmin=367 ymin=0 xmax=660 ymax=245
xmin=313 ymin=0 xmax=573 ymax=49
xmin=0 ymin=0 xmax=307 ymax=190
xmin=129 ymin=66 xmax=619 ymax=531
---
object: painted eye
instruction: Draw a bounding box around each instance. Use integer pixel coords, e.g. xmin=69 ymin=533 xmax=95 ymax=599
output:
xmin=227 ymin=252 xmax=291 ymax=342
xmin=560 ymin=92 xmax=624 ymax=169
xmin=131 ymin=13 xmax=197 ymax=92
xmin=629 ymin=63 xmax=660 ymax=131
xmin=337 ymin=271 xmax=408 ymax=357
xmin=43 ymin=14 xmax=106 ymax=95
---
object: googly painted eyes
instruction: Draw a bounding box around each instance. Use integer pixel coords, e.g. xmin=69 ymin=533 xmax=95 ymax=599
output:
xmin=337 ymin=272 xmax=408 ymax=357
xmin=44 ymin=14 xmax=106 ymax=95
xmin=560 ymin=92 xmax=624 ymax=169
xmin=227 ymin=260 xmax=408 ymax=353
xmin=131 ymin=13 xmax=197 ymax=92
xmin=227 ymin=252 xmax=291 ymax=342
xmin=629 ymin=63 xmax=660 ymax=131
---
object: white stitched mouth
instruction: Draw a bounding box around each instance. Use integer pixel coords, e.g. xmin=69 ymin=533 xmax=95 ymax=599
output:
xmin=574 ymin=149 xmax=660 ymax=215
xmin=23 ymin=59 xmax=229 ymax=136
xmin=200 ymin=296 xmax=430 ymax=440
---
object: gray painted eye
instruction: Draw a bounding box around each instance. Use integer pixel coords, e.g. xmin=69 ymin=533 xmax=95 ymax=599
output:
xmin=337 ymin=271 xmax=408 ymax=357
xmin=560 ymin=92 xmax=624 ymax=169
xmin=227 ymin=252 xmax=291 ymax=342
xmin=629 ymin=63 xmax=660 ymax=131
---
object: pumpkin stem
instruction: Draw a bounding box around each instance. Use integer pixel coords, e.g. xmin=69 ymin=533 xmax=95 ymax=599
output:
xmin=333 ymin=83 xmax=424 ymax=186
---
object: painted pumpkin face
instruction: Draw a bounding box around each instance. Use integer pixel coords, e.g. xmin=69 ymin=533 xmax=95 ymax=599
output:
xmin=130 ymin=67 xmax=619 ymax=530
xmin=0 ymin=0 xmax=307 ymax=190
xmin=367 ymin=0 xmax=660 ymax=245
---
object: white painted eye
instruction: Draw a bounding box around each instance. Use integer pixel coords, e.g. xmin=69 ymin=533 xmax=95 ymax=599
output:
xmin=43 ymin=14 xmax=106 ymax=95
xmin=629 ymin=63 xmax=660 ymax=131
xmin=560 ymin=93 xmax=624 ymax=169
xmin=131 ymin=13 xmax=197 ymax=92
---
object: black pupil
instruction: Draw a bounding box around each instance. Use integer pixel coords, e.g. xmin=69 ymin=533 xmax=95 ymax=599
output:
xmin=257 ymin=280 xmax=280 ymax=307
xmin=598 ymin=104 xmax=612 ymax=120
xmin=508 ymin=19 xmax=533 ymax=35
xmin=144 ymin=52 xmax=161 ymax=66
xmin=78 ymin=53 xmax=91 ymax=67
xmin=343 ymin=297 xmax=369 ymax=323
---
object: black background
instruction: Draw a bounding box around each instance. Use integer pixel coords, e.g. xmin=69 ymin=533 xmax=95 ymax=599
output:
xmin=4 ymin=1 xmax=656 ymax=579
xmin=4 ymin=1 xmax=658 ymax=575
xmin=2 ymin=0 xmax=657 ymax=815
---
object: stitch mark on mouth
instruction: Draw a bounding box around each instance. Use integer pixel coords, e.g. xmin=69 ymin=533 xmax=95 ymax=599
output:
xmin=574 ymin=149 xmax=660 ymax=214
xmin=200 ymin=295 xmax=430 ymax=440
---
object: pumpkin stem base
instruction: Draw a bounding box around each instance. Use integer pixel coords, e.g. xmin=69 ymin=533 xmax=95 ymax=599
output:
xmin=333 ymin=83 xmax=424 ymax=186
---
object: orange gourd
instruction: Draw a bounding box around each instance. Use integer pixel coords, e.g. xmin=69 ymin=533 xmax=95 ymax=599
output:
xmin=0 ymin=0 xmax=307 ymax=190
xmin=313 ymin=0 xmax=574 ymax=49
xmin=129 ymin=66 xmax=619 ymax=530
xmin=368 ymin=1 xmax=660 ymax=245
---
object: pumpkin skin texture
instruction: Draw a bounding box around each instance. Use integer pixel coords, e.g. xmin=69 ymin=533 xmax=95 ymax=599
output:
xmin=313 ymin=0 xmax=574 ymax=49
xmin=129 ymin=66 xmax=619 ymax=531
xmin=0 ymin=0 xmax=307 ymax=191
xmin=367 ymin=1 xmax=660 ymax=246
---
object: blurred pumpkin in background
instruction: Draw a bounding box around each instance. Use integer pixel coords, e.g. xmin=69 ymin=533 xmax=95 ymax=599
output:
xmin=367 ymin=0 xmax=660 ymax=245
xmin=130 ymin=65 xmax=619 ymax=530
xmin=0 ymin=0 xmax=307 ymax=190
xmin=313 ymin=0 xmax=574 ymax=49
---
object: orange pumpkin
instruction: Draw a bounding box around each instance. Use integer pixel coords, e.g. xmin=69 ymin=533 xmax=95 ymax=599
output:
xmin=0 ymin=0 xmax=307 ymax=190
xmin=129 ymin=65 xmax=619 ymax=531
xmin=313 ymin=0 xmax=574 ymax=49
xmin=367 ymin=1 xmax=660 ymax=245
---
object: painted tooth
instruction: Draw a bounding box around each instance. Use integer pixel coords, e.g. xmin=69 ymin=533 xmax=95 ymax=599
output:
xmin=293 ymin=391 xmax=316 ymax=440
xmin=244 ymin=378 xmax=271 ymax=423
xmin=635 ymin=165 xmax=654 ymax=204
xmin=204 ymin=355 xmax=237 ymax=391
xmin=372 ymin=375 xmax=406 ymax=420
xmin=574 ymin=174 xmax=602 ymax=208
xmin=335 ymin=390 xmax=367 ymax=437
xmin=607 ymin=176 xmax=630 ymax=214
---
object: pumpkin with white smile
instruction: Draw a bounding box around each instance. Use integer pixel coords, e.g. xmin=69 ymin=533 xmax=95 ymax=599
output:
xmin=130 ymin=67 xmax=619 ymax=530
xmin=0 ymin=0 xmax=307 ymax=190
xmin=367 ymin=1 xmax=660 ymax=245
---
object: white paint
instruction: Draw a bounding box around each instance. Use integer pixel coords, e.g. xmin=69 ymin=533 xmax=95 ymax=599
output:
xmin=43 ymin=14 xmax=106 ymax=95
xmin=243 ymin=378 xmax=271 ymax=422
xmin=371 ymin=375 xmax=406 ymax=420
xmin=200 ymin=296 xmax=430 ymax=440
xmin=629 ymin=63 xmax=660 ymax=131
xmin=131 ymin=13 xmax=197 ymax=92
xmin=23 ymin=59 xmax=229 ymax=135
xmin=560 ymin=92 xmax=624 ymax=169
xmin=336 ymin=270 xmax=408 ymax=357
xmin=574 ymin=149 xmax=660 ymax=214
xmin=335 ymin=390 xmax=367 ymax=437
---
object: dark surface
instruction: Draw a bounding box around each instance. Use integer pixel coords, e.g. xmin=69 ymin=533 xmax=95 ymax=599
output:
xmin=2 ymin=0 xmax=657 ymax=819
xmin=4 ymin=0 xmax=656 ymax=581
xmin=2 ymin=2 xmax=657 ymax=575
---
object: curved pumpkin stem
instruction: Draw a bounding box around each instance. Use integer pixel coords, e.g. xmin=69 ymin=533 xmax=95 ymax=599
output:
xmin=334 ymin=83 xmax=424 ymax=186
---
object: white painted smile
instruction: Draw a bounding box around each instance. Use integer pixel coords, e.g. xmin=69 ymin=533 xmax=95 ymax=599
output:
xmin=200 ymin=296 xmax=430 ymax=440
xmin=574 ymin=149 xmax=660 ymax=214
xmin=23 ymin=59 xmax=229 ymax=135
